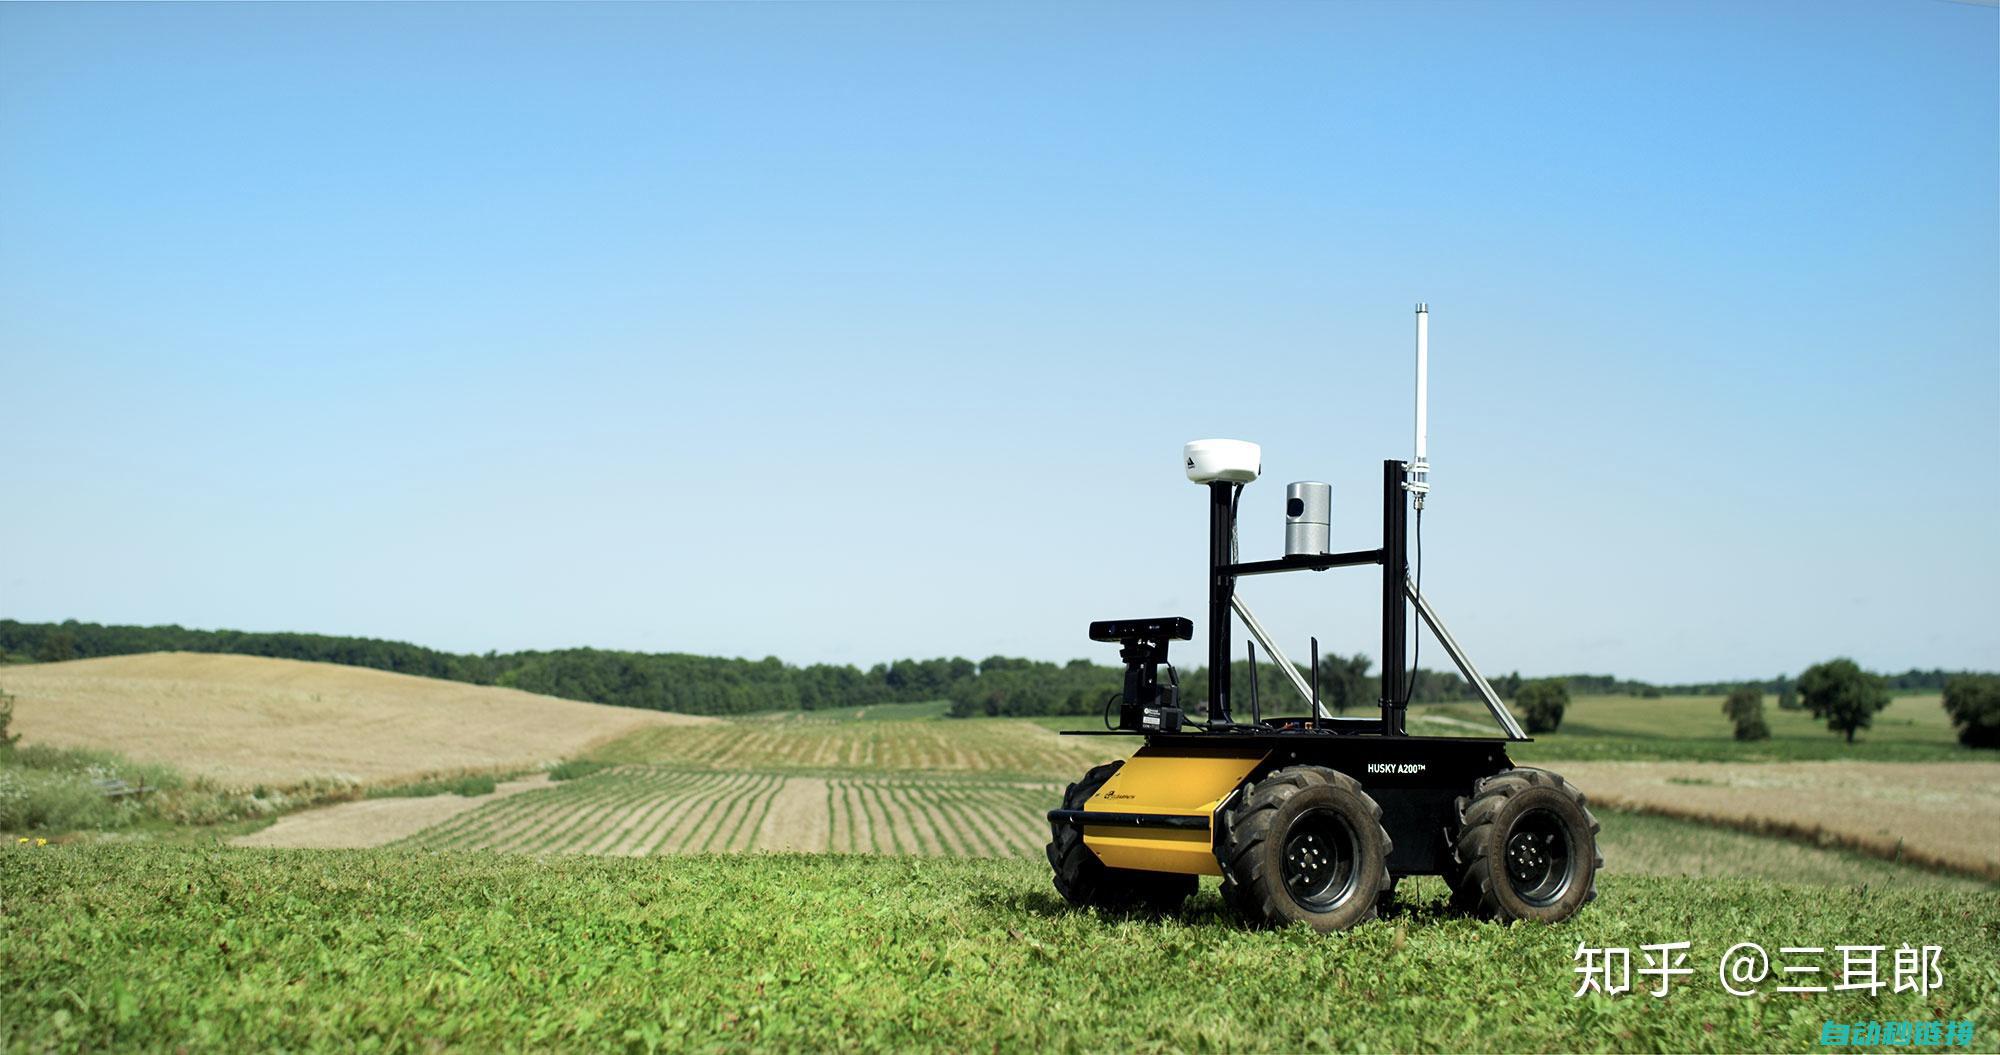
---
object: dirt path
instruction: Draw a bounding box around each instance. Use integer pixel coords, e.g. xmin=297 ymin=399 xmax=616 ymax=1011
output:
xmin=1557 ymin=760 xmax=2000 ymax=880
xmin=751 ymin=776 xmax=829 ymax=852
xmin=232 ymin=774 xmax=553 ymax=850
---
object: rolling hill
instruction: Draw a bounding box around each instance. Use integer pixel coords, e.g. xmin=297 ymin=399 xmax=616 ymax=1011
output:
xmin=0 ymin=652 xmax=711 ymax=788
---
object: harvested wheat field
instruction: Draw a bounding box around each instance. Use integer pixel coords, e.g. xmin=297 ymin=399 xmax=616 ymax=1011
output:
xmin=0 ymin=653 xmax=711 ymax=788
xmin=1558 ymin=760 xmax=2000 ymax=880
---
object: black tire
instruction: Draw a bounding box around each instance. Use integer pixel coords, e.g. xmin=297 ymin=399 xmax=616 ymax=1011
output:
xmin=1218 ymin=877 xmax=1256 ymax=918
xmin=1218 ymin=766 xmax=1392 ymax=932
xmin=1449 ymin=768 xmax=1601 ymax=923
xmin=1046 ymin=761 xmax=1199 ymax=913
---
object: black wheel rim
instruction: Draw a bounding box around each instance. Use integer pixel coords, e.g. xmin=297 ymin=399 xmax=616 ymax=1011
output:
xmin=1503 ymin=807 xmax=1575 ymax=906
xmin=1280 ymin=808 xmax=1359 ymax=912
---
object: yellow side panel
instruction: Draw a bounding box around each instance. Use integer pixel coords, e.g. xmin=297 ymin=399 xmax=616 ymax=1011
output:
xmin=1082 ymin=746 xmax=1267 ymax=876
xmin=1083 ymin=827 xmax=1218 ymax=875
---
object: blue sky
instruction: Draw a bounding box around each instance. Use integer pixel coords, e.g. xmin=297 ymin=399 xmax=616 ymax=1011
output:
xmin=1 ymin=2 xmax=1994 ymax=682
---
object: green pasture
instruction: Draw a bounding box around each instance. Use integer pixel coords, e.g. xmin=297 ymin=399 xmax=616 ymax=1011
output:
xmin=1460 ymin=693 xmax=1980 ymax=763
xmin=2 ymin=847 xmax=1992 ymax=1053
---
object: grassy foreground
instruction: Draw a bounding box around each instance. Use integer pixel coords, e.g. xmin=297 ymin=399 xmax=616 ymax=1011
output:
xmin=3 ymin=848 xmax=1994 ymax=1053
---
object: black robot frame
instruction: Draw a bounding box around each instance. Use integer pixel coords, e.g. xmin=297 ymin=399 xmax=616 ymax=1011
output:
xmin=1065 ymin=459 xmax=1528 ymax=881
xmin=1046 ymin=450 xmax=1605 ymax=936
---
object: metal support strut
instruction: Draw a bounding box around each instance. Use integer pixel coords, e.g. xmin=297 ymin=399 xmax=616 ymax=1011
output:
xmin=1207 ymin=481 xmax=1236 ymax=724
xmin=1406 ymin=579 xmax=1530 ymax=741
xmin=1379 ymin=459 xmax=1408 ymax=737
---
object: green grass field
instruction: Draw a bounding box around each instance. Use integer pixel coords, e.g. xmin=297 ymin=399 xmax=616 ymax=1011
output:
xmin=1430 ymin=693 xmax=1984 ymax=763
xmin=2 ymin=847 xmax=1993 ymax=1053
xmin=8 ymin=684 xmax=1996 ymax=1052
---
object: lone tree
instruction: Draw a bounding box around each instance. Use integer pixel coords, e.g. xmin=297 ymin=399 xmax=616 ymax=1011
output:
xmin=1517 ymin=679 xmax=1568 ymax=734
xmin=1313 ymin=652 xmax=1374 ymax=714
xmin=1942 ymin=674 xmax=2000 ymax=749
xmin=1722 ymin=685 xmax=1770 ymax=741
xmin=1796 ymin=658 xmax=1890 ymax=744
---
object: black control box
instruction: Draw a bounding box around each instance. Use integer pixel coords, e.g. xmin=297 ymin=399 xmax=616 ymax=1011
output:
xmin=1128 ymin=683 xmax=1183 ymax=734
xmin=1092 ymin=616 xmax=1191 ymax=734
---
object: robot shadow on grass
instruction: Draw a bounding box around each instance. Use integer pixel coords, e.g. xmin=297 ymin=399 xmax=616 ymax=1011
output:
xmin=977 ymin=882 xmax=1465 ymax=928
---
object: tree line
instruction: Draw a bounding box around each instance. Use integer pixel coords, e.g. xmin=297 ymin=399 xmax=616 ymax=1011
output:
xmin=2 ymin=619 xmax=1493 ymax=719
xmin=0 ymin=619 xmax=974 ymax=716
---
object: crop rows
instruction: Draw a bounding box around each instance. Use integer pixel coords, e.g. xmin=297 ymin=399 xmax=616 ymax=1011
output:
xmin=825 ymin=778 xmax=1058 ymax=858
xmin=393 ymin=768 xmax=783 ymax=856
xmin=390 ymin=766 xmax=1064 ymax=859
xmin=596 ymin=721 xmax=1112 ymax=779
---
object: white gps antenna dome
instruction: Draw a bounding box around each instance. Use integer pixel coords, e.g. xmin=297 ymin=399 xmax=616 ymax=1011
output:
xmin=1183 ymin=439 xmax=1261 ymax=484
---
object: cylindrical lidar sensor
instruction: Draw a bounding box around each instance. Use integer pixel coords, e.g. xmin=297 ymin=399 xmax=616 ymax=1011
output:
xmin=1285 ymin=481 xmax=1332 ymax=556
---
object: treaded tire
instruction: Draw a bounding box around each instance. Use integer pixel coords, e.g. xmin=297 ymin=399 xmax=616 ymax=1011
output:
xmin=1449 ymin=767 xmax=1602 ymax=923
xmin=1046 ymin=761 xmax=1198 ymax=913
xmin=1218 ymin=765 xmax=1392 ymax=932
xmin=1218 ymin=876 xmax=1258 ymax=919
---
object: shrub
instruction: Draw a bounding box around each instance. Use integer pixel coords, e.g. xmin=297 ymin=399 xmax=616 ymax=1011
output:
xmin=9 ymin=744 xmax=182 ymax=790
xmin=1942 ymin=674 xmax=2000 ymax=749
xmin=1722 ymin=686 xmax=1770 ymax=741
xmin=368 ymin=774 xmax=498 ymax=799
xmin=1797 ymin=658 xmax=1891 ymax=744
xmin=549 ymin=759 xmax=612 ymax=782
xmin=0 ymin=738 xmax=201 ymax=833
xmin=0 ymin=768 xmax=133 ymax=832
xmin=1516 ymin=679 xmax=1568 ymax=734
xmin=0 ymin=738 xmax=339 ymax=832
xmin=149 ymin=777 xmax=360 ymax=826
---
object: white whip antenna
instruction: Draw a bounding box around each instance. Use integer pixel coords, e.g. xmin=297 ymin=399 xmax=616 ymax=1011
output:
xmin=1409 ymin=302 xmax=1430 ymax=509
